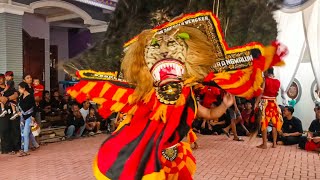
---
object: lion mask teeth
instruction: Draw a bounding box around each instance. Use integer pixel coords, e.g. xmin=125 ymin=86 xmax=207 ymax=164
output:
xmin=151 ymin=59 xmax=184 ymax=82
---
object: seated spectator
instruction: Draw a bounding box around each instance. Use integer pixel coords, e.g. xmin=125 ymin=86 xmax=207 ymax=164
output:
xmin=277 ymin=106 xmax=303 ymax=145
xmin=210 ymin=114 xmax=227 ymax=135
xmin=85 ymin=107 xmax=101 ymax=135
xmin=105 ymin=112 xmax=118 ymax=133
xmin=305 ymin=104 xmax=320 ymax=152
xmin=114 ymin=112 xmax=127 ymax=131
xmin=61 ymin=94 xmax=72 ymax=113
xmin=79 ymin=100 xmax=90 ymax=136
xmin=199 ymin=119 xmax=213 ymax=135
xmin=65 ymin=104 xmax=85 ymax=139
xmin=237 ymin=100 xmax=254 ymax=136
xmin=40 ymin=91 xmax=51 ymax=115
xmin=192 ymin=118 xmax=202 ymax=134
xmin=208 ymin=103 xmax=227 ymax=135
xmin=50 ymin=90 xmax=62 ymax=112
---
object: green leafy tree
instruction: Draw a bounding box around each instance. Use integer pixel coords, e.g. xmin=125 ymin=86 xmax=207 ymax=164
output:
xmin=64 ymin=0 xmax=283 ymax=76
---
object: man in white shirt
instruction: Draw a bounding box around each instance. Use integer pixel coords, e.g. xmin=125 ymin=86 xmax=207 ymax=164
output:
xmin=79 ymin=100 xmax=90 ymax=136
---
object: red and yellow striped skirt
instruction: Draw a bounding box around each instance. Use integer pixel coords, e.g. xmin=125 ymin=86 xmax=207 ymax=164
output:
xmin=259 ymin=97 xmax=283 ymax=132
xmin=93 ymin=142 xmax=196 ymax=180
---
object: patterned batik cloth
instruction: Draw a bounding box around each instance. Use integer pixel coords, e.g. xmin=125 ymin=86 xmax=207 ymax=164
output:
xmin=259 ymin=98 xmax=283 ymax=132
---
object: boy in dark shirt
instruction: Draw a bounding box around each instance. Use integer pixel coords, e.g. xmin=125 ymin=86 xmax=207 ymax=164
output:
xmin=277 ymin=106 xmax=303 ymax=145
xmin=0 ymin=71 xmax=19 ymax=119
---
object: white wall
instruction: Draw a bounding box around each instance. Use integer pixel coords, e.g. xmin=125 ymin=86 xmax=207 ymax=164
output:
xmin=275 ymin=63 xmax=316 ymax=130
xmin=22 ymin=13 xmax=50 ymax=90
xmin=50 ymin=27 xmax=69 ymax=92
xmin=292 ymin=62 xmax=316 ymax=130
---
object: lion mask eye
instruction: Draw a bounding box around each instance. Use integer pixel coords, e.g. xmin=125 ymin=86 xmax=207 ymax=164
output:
xmin=151 ymin=38 xmax=159 ymax=46
xmin=177 ymin=32 xmax=190 ymax=40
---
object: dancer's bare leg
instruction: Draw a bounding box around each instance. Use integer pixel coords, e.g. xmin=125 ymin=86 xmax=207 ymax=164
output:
xmin=257 ymin=129 xmax=268 ymax=149
xmin=231 ymin=119 xmax=238 ymax=140
xmin=193 ymin=141 xmax=199 ymax=150
xmin=272 ymin=127 xmax=277 ymax=148
xmin=222 ymin=125 xmax=231 ymax=137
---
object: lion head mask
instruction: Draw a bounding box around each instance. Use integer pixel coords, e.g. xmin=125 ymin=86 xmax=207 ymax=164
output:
xmin=121 ymin=26 xmax=217 ymax=102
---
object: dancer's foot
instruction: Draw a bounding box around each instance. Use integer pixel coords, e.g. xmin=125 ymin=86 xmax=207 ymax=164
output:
xmin=192 ymin=142 xmax=199 ymax=150
xmin=256 ymin=144 xmax=267 ymax=149
xmin=277 ymin=141 xmax=284 ymax=145
xmin=233 ymin=137 xmax=244 ymax=141
xmin=272 ymin=143 xmax=277 ymax=148
xmin=222 ymin=128 xmax=230 ymax=138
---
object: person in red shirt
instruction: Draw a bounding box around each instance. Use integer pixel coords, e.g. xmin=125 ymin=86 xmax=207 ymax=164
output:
xmin=255 ymin=67 xmax=283 ymax=149
xmin=32 ymin=78 xmax=44 ymax=102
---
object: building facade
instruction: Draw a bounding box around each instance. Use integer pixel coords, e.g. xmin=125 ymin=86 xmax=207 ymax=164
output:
xmin=0 ymin=0 xmax=116 ymax=90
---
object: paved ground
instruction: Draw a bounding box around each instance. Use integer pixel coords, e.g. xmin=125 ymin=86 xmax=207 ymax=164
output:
xmin=0 ymin=134 xmax=319 ymax=180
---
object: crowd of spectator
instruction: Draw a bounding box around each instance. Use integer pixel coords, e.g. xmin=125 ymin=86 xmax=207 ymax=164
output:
xmin=0 ymin=72 xmax=120 ymax=157
xmin=192 ymin=92 xmax=320 ymax=154
xmin=1 ymin=71 xmax=319 ymax=156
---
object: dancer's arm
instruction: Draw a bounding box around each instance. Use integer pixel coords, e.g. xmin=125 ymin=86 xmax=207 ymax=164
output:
xmin=198 ymin=93 xmax=234 ymax=120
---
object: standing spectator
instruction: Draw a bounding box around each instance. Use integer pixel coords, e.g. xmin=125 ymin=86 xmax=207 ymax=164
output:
xmin=23 ymin=74 xmax=34 ymax=95
xmin=33 ymin=78 xmax=44 ymax=102
xmin=79 ymin=100 xmax=90 ymax=136
xmin=305 ymin=104 xmax=320 ymax=152
xmin=65 ymin=104 xmax=85 ymax=139
xmin=0 ymin=74 xmax=20 ymax=154
xmin=0 ymin=71 xmax=18 ymax=119
xmin=17 ymin=82 xmax=39 ymax=157
xmin=277 ymin=106 xmax=303 ymax=145
xmin=222 ymin=97 xmax=245 ymax=141
xmin=85 ymin=107 xmax=101 ymax=135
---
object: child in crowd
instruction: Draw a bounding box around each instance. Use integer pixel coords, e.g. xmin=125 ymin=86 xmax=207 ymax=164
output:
xmin=85 ymin=107 xmax=101 ymax=135
xmin=0 ymin=71 xmax=19 ymax=120
xmin=33 ymin=78 xmax=44 ymax=102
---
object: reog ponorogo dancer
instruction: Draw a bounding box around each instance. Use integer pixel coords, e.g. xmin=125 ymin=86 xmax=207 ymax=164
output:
xmin=67 ymin=11 xmax=286 ymax=180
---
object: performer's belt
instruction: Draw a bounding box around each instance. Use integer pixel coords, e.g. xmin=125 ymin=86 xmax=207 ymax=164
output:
xmin=261 ymin=96 xmax=276 ymax=100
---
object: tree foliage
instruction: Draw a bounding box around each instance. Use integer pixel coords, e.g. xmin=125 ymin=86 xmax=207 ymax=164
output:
xmin=63 ymin=0 xmax=283 ymax=75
